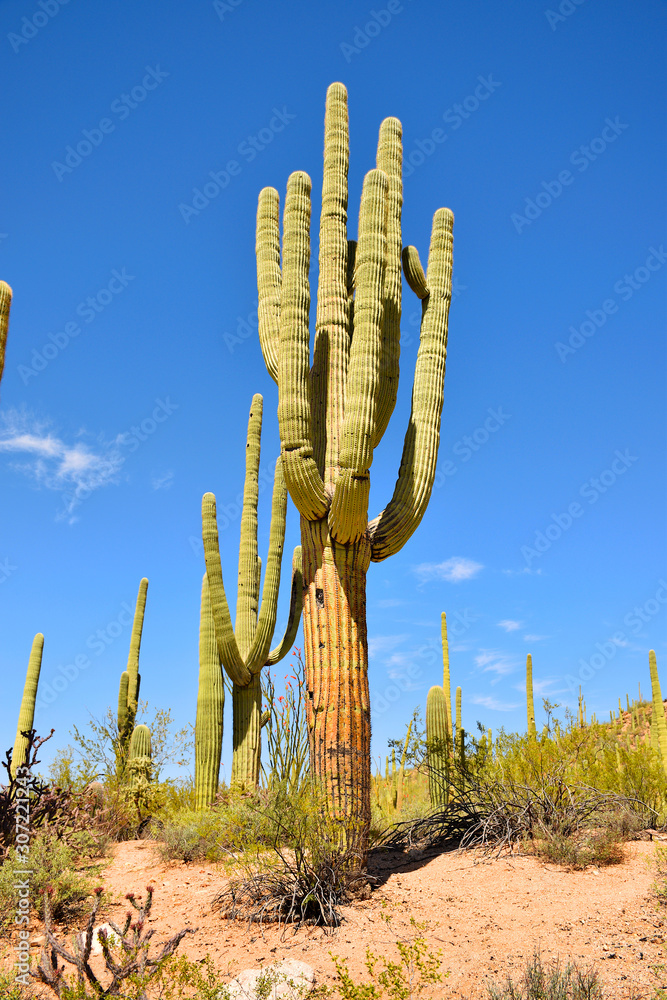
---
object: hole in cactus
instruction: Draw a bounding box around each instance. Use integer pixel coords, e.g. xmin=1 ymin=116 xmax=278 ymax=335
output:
xmin=315 ymin=588 xmax=324 ymax=608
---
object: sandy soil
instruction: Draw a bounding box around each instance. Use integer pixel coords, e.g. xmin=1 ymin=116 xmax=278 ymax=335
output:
xmin=13 ymin=838 xmax=667 ymax=998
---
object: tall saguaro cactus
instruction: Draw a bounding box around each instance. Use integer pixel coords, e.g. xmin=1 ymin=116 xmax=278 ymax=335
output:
xmin=0 ymin=281 xmax=11 ymax=389
xmin=255 ymin=82 xmax=453 ymax=859
xmin=11 ymin=633 xmax=44 ymax=776
xmin=202 ymin=393 xmax=303 ymax=790
xmin=117 ymin=578 xmax=149 ymax=775
xmin=194 ymin=573 xmax=225 ymax=808
xmin=426 ymin=685 xmax=449 ymax=806
xmin=526 ymin=653 xmax=537 ymax=738
xmin=649 ymin=649 xmax=667 ymax=774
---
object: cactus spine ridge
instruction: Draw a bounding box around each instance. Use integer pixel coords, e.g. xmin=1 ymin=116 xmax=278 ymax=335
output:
xmin=195 ymin=573 xmax=225 ymax=809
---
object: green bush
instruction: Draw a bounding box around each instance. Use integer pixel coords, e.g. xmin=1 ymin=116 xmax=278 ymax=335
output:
xmin=487 ymin=952 xmax=603 ymax=999
xmin=531 ymin=828 xmax=625 ymax=869
xmin=0 ymin=829 xmax=100 ymax=934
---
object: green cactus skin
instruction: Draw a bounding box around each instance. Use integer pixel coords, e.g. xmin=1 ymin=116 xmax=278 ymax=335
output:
xmin=455 ymin=686 xmax=462 ymax=752
xmin=649 ymin=650 xmax=667 ymax=773
xmin=526 ymin=654 xmax=536 ymax=738
xmin=395 ymin=718 xmax=412 ymax=814
xmin=11 ymin=633 xmax=44 ymax=776
xmin=116 ymin=579 xmax=148 ymax=776
xmin=0 ymin=281 xmax=12 ymax=390
xmin=426 ymin=685 xmax=449 ymax=806
xmin=256 ymin=83 xmax=453 ymax=858
xmin=194 ymin=574 xmax=225 ymax=810
xmin=128 ymin=724 xmax=152 ymax=787
xmin=202 ymin=394 xmax=303 ymax=791
xmin=441 ymin=612 xmax=452 ymax=747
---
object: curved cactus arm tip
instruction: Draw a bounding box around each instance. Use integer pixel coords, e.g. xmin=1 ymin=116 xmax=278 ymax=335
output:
xmin=265 ymin=545 xmax=303 ymax=667
xmin=117 ymin=671 xmax=130 ymax=734
xmin=330 ymin=167 xmax=389 ymax=544
xmin=202 ymin=491 xmax=251 ymax=687
xmin=277 ymin=170 xmax=328 ymax=521
xmin=236 ymin=394 xmax=263 ymax=658
xmin=368 ymin=206 xmax=454 ymax=562
xmin=126 ymin=578 xmax=148 ymax=716
xmin=402 ymin=246 xmax=429 ymax=299
xmin=0 ymin=280 xmax=12 ymax=387
xmin=256 ymin=187 xmax=281 ymax=385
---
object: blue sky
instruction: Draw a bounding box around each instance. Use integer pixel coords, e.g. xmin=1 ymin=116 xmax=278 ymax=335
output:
xmin=0 ymin=0 xmax=665 ymax=781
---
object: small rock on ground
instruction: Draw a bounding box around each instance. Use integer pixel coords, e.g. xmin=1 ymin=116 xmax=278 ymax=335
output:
xmin=227 ymin=959 xmax=314 ymax=998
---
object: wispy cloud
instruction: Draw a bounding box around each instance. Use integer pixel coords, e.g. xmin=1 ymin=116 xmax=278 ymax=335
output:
xmin=152 ymin=470 xmax=174 ymax=491
xmin=471 ymin=694 xmax=520 ymax=712
xmin=498 ymin=619 xmax=522 ymax=632
xmin=377 ymin=598 xmax=405 ymax=608
xmin=368 ymin=634 xmax=409 ymax=660
xmin=475 ymin=649 xmax=517 ymax=682
xmin=0 ymin=409 xmax=124 ymax=522
xmin=414 ymin=556 xmax=483 ymax=583
xmin=503 ymin=566 xmax=543 ymax=576
xmin=524 ymin=633 xmax=548 ymax=642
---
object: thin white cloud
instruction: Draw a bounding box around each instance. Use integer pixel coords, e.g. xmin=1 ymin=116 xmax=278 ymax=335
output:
xmin=368 ymin=634 xmax=409 ymax=660
xmin=503 ymin=566 xmax=543 ymax=576
xmin=471 ymin=694 xmax=520 ymax=712
xmin=475 ymin=649 xmax=517 ymax=681
xmin=498 ymin=619 xmax=522 ymax=632
xmin=152 ymin=470 xmax=174 ymax=491
xmin=414 ymin=557 xmax=483 ymax=583
xmin=524 ymin=634 xmax=548 ymax=642
xmin=0 ymin=409 xmax=124 ymax=523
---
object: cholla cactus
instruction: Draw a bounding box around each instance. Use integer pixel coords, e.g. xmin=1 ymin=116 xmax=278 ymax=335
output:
xmin=11 ymin=633 xmax=44 ymax=776
xmin=194 ymin=573 xmax=225 ymax=808
xmin=255 ymin=82 xmax=453 ymax=857
xmin=202 ymin=394 xmax=303 ymax=790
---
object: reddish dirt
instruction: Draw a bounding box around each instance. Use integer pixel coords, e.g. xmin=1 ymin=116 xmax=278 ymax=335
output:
xmin=15 ymin=838 xmax=667 ymax=998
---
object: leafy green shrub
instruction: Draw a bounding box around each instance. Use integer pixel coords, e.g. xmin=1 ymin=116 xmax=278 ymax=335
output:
xmin=531 ymin=827 xmax=625 ymax=869
xmin=157 ymin=786 xmax=278 ymax=862
xmin=487 ymin=952 xmax=603 ymax=999
xmin=0 ymin=829 xmax=99 ymax=934
xmin=0 ymin=966 xmax=30 ymax=1000
xmin=652 ymin=844 xmax=667 ymax=908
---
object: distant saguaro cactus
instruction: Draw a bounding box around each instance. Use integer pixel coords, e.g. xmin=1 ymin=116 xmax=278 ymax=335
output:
xmin=526 ymin=654 xmax=537 ymax=738
xmin=426 ymin=685 xmax=449 ymax=806
xmin=194 ymin=574 xmax=225 ymax=808
xmin=116 ymin=578 xmax=148 ymax=777
xmin=127 ymin=724 xmax=152 ymax=789
xmin=0 ymin=281 xmax=11 ymax=389
xmin=255 ymin=82 xmax=453 ymax=859
xmin=202 ymin=393 xmax=303 ymax=790
xmin=11 ymin=633 xmax=44 ymax=776
xmin=649 ymin=649 xmax=667 ymax=774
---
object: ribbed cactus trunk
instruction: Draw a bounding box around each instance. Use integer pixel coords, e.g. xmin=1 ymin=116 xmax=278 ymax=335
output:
xmin=128 ymin=724 xmax=152 ymax=787
xmin=195 ymin=574 xmax=225 ymax=809
xmin=11 ymin=633 xmax=44 ymax=776
xmin=0 ymin=281 xmax=11 ymax=390
xmin=649 ymin=650 xmax=667 ymax=774
xmin=526 ymin=653 xmax=537 ymax=738
xmin=116 ymin=578 xmax=148 ymax=780
xmin=426 ymin=684 xmax=449 ymax=807
xmin=441 ymin=612 xmax=452 ymax=741
xmin=255 ymin=82 xmax=453 ymax=865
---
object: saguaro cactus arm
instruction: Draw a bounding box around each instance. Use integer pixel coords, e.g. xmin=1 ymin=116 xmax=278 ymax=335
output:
xmin=441 ymin=612 xmax=452 ymax=741
xmin=368 ymin=208 xmax=454 ymax=562
xmin=117 ymin=671 xmax=129 ymax=736
xmin=11 ymin=633 xmax=44 ymax=775
xmin=195 ymin=574 xmax=225 ymax=809
xmin=126 ymin=578 xmax=148 ymax=714
xmin=202 ymin=492 xmax=251 ymax=687
xmin=266 ymin=546 xmax=303 ymax=667
xmin=256 ymin=189 xmax=281 ymax=385
xmin=0 ymin=281 xmax=11 ymax=387
xmin=277 ymin=172 xmax=328 ymax=520
xmin=236 ymin=395 xmax=263 ymax=659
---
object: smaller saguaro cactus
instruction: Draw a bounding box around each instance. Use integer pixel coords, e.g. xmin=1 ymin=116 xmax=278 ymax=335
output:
xmin=127 ymin=724 xmax=152 ymax=787
xmin=426 ymin=685 xmax=449 ymax=806
xmin=116 ymin=578 xmax=149 ymax=777
xmin=526 ymin=654 xmax=536 ymax=738
xmin=11 ymin=633 xmax=44 ymax=776
xmin=441 ymin=612 xmax=452 ymax=744
xmin=455 ymin=686 xmax=462 ymax=755
xmin=203 ymin=393 xmax=303 ymax=790
xmin=395 ymin=717 xmax=413 ymax=814
xmin=194 ymin=574 xmax=225 ymax=810
xmin=649 ymin=650 xmax=667 ymax=773
xmin=0 ymin=281 xmax=11 ymax=389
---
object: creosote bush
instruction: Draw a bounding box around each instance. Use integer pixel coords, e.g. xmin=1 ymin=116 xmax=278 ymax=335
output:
xmin=486 ymin=952 xmax=604 ymax=1000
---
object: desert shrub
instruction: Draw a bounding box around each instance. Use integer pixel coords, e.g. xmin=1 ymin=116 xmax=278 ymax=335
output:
xmin=487 ymin=952 xmax=603 ymax=999
xmin=0 ymin=968 xmax=30 ymax=999
xmin=531 ymin=827 xmax=625 ymax=869
xmin=262 ymin=649 xmax=310 ymax=795
xmin=652 ymin=844 xmax=667 ymax=908
xmin=0 ymin=828 xmax=99 ymax=934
